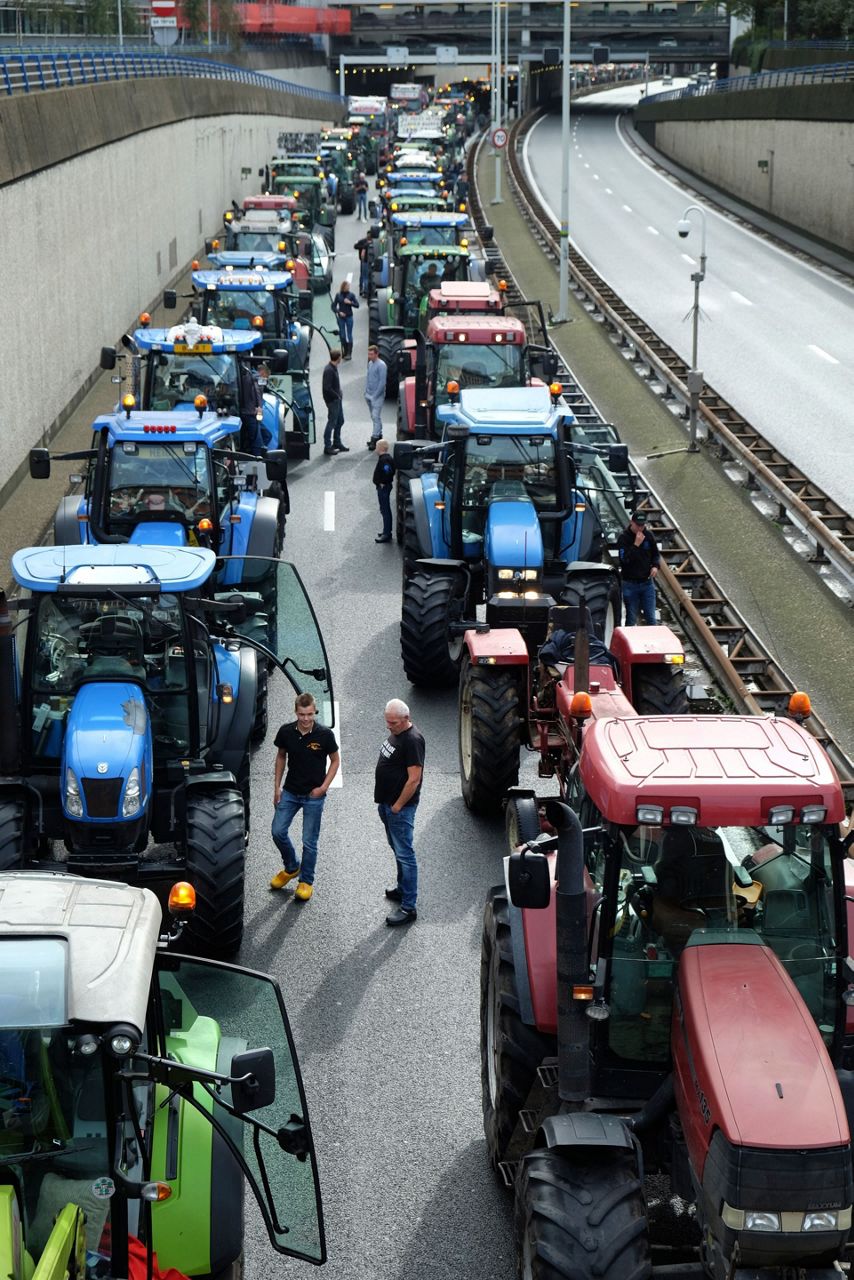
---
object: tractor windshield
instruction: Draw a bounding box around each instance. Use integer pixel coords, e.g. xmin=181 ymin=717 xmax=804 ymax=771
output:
xmin=459 ymin=435 xmax=558 ymax=511
xmin=106 ymin=443 xmax=213 ymax=527
xmin=436 ymin=344 xmax=524 ymax=401
xmin=203 ymin=288 xmax=277 ymax=334
xmin=600 ymin=822 xmax=840 ymax=1067
xmin=229 ymin=229 xmax=282 ymax=253
xmin=400 ymin=226 xmax=457 ymax=248
xmin=28 ymin=593 xmax=208 ymax=759
xmin=148 ymin=352 xmax=239 ymax=414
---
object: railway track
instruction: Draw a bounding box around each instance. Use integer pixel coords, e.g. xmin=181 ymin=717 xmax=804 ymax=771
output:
xmin=465 ymin=126 xmax=854 ymax=792
xmin=500 ymin=108 xmax=854 ymax=605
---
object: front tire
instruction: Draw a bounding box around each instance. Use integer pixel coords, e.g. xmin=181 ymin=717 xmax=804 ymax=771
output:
xmin=632 ymin=662 xmax=688 ymax=717
xmin=400 ymin=570 xmax=465 ymax=687
xmin=481 ymin=888 xmax=556 ymax=1174
xmin=368 ymin=299 xmax=380 ymax=346
xmin=184 ymin=788 xmax=246 ymax=959
xmin=0 ymin=799 xmax=26 ymax=870
xmin=459 ymin=661 xmax=521 ymax=816
xmin=378 ymin=332 xmax=402 ymax=400
xmin=514 ymin=1148 xmax=651 ymax=1280
xmin=561 ymin=571 xmax=622 ymax=644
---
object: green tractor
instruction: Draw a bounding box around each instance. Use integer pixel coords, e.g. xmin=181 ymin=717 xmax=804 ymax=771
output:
xmin=0 ymin=871 xmax=325 ymax=1279
xmin=271 ymin=174 xmax=335 ymax=247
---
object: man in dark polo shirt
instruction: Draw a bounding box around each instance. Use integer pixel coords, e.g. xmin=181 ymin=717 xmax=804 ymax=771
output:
xmin=270 ymin=693 xmax=339 ymax=902
xmin=374 ymin=698 xmax=426 ymax=926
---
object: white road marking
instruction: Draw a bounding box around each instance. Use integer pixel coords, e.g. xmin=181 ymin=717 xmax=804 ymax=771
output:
xmin=808 ymin=344 xmax=839 ymax=365
xmin=730 ymin=291 xmax=753 ymax=306
xmin=583 ymin=162 xmax=590 ymax=169
xmin=323 ymin=490 xmax=335 ymax=531
xmin=681 ymin=253 xmax=697 ymax=265
xmin=622 ymin=204 xmax=633 ymax=213
xmin=593 ymin=174 xmax=599 ymax=181
xmin=646 ymin=225 xmax=659 ymax=236
xmin=323 ymin=700 xmax=343 ymax=788
xmin=605 ymin=187 xmax=613 ymax=195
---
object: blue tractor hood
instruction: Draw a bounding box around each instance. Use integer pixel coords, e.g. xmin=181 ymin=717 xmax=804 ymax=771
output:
xmin=61 ymin=683 xmax=153 ymax=825
xmin=484 ymin=492 xmax=543 ymax=571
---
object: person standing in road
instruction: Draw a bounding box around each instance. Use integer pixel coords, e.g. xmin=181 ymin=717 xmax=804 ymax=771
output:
xmin=375 ymin=699 xmax=425 ymax=926
xmin=365 ymin=345 xmax=387 ymax=449
xmin=372 ymin=439 xmax=395 ymax=543
xmin=322 ymin=349 xmax=348 ymax=454
xmin=355 ymin=171 xmax=369 ymax=221
xmin=270 ymin=693 xmax=340 ymax=903
xmin=332 ymin=280 xmax=360 ymax=360
xmin=617 ymin=509 xmax=660 ymax=625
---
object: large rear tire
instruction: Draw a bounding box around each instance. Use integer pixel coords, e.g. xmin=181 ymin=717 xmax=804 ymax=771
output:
xmin=0 ymin=799 xmax=26 ymax=870
xmin=400 ymin=570 xmax=465 ymax=687
xmin=514 ymin=1148 xmax=651 ymax=1280
xmin=459 ymin=661 xmax=521 ymax=816
xmin=378 ymin=332 xmax=402 ymax=401
xmin=561 ymin=572 xmax=622 ymax=644
xmin=632 ymin=662 xmax=688 ymax=717
xmin=368 ymin=300 xmax=380 ymax=346
xmin=481 ymin=887 xmax=556 ymax=1175
xmin=184 ymin=788 xmax=246 ymax=959
xmin=251 ymin=658 xmax=269 ymax=747
xmin=400 ymin=488 xmax=421 ymax=580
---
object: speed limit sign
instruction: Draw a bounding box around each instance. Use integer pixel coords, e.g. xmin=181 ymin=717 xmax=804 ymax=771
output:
xmin=491 ymin=126 xmax=508 ymax=149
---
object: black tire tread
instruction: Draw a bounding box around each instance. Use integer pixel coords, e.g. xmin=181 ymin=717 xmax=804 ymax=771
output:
xmin=561 ymin=572 xmax=621 ymax=644
xmin=0 ymin=800 xmax=26 ymax=870
xmin=632 ymin=663 xmax=688 ymax=717
xmin=184 ymin=788 xmax=246 ymax=959
xmin=400 ymin=570 xmax=463 ymax=688
xmin=459 ymin=663 xmax=521 ymax=815
xmin=377 ymin=332 xmax=402 ymax=400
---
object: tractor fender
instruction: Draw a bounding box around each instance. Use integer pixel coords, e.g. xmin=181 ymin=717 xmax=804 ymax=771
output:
xmin=536 ymin=1113 xmax=635 ymax=1155
xmin=243 ymin=496 xmax=283 ymax=576
xmin=609 ymin=624 xmax=683 ymax=666
xmin=207 ymin=646 xmax=256 ymax=778
xmin=183 ymin=769 xmax=240 ymax=793
xmin=463 ymin=627 xmax=528 ymax=665
xmin=413 ymin=557 xmax=468 ymax=579
xmin=54 ymin=496 xmax=87 ymax=546
xmin=379 ymin=323 xmax=406 ymax=344
xmin=408 ymin=478 xmax=435 ymax=560
xmin=566 ymin=560 xmax=617 ymax=578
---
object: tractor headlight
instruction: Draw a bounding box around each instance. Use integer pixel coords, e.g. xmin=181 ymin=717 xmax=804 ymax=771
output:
xmin=803 ymin=1212 xmax=840 ymax=1231
xmin=744 ymin=1211 xmax=781 ymax=1232
xmin=65 ymin=769 xmax=83 ymax=818
xmin=122 ymin=767 xmax=141 ymax=818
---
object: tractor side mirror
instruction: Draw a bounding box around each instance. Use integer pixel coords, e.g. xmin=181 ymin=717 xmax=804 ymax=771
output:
xmin=29 ymin=449 xmax=50 ymax=480
xmin=204 ymin=238 xmax=215 ymax=254
xmin=508 ymin=845 xmax=552 ymax=910
xmin=100 ymin=346 xmax=117 ymax=371
xmin=270 ymin=349 xmax=289 ymax=375
xmin=265 ymin=450 xmax=288 ymax=484
xmin=230 ymin=1047 xmax=276 ymax=1114
xmin=163 ymin=290 xmax=177 ymax=310
xmin=393 ymin=443 xmax=415 ymax=470
xmin=369 ymin=221 xmax=380 ymax=238
xmin=528 ymin=346 xmax=558 ymax=382
xmin=481 ymin=223 xmax=494 ymax=242
xmin=607 ymin=444 xmax=629 ymax=473
xmin=397 ymin=350 xmax=410 ymax=377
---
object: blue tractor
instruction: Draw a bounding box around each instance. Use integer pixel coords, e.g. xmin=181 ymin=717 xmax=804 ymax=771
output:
xmin=0 ymin=544 xmax=332 ymax=957
xmin=396 ymin=384 xmax=626 ymax=687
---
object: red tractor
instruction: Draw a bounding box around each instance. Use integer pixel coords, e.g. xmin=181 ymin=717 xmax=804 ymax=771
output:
xmin=480 ymin=603 xmax=854 ymax=1280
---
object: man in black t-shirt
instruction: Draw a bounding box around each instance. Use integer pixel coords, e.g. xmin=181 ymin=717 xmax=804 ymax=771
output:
xmin=374 ymin=698 xmax=425 ymax=926
xmin=616 ymin=509 xmax=660 ymax=625
xmin=270 ymin=693 xmax=340 ymax=902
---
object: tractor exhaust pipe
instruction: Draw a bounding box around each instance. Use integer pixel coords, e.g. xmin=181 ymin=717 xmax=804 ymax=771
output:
xmin=544 ymin=798 xmax=590 ymax=1104
xmin=0 ymin=591 xmax=21 ymax=774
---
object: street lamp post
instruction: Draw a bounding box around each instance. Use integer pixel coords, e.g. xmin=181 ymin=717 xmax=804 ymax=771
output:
xmin=491 ymin=0 xmax=503 ymax=203
xmin=117 ymin=0 xmax=123 ymax=47
xmin=676 ymin=205 xmax=708 ymax=452
xmin=552 ymin=0 xmax=571 ymax=322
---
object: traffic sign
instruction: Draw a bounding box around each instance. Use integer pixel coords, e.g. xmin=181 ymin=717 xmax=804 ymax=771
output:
xmin=151 ymin=0 xmax=175 ymax=14
xmin=491 ymin=126 xmax=508 ymax=149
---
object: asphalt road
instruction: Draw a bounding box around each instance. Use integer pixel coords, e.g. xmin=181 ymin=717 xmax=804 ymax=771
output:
xmin=524 ymin=100 xmax=854 ymax=514
xmin=241 ymin=210 xmax=517 ymax=1280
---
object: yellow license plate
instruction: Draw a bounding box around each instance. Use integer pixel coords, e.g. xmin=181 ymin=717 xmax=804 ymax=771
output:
xmin=173 ymin=342 xmax=213 ymax=354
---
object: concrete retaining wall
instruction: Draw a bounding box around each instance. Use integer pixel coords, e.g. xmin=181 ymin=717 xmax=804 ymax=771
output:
xmin=0 ymin=99 xmax=337 ymax=500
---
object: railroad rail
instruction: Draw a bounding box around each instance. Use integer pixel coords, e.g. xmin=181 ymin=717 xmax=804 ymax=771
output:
xmin=465 ymin=127 xmax=854 ymax=792
xmin=495 ymin=107 xmax=853 ymax=604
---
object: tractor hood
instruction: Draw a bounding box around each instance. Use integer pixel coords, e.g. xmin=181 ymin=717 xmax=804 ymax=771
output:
xmin=484 ymin=494 xmax=543 ymax=572
xmin=129 ymin=523 xmax=188 ymax=547
xmin=674 ymin=936 xmax=849 ymax=1166
xmin=62 ymin=683 xmax=152 ymax=824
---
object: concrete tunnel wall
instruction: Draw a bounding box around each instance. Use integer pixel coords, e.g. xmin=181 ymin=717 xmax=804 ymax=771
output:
xmin=0 ymin=74 xmax=342 ymax=505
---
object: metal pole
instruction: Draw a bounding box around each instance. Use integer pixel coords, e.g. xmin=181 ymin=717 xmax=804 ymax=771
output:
xmin=207 ymin=0 xmax=211 ymax=47
xmin=339 ymin=55 xmax=345 ymax=98
xmin=679 ymin=205 xmax=707 ymax=452
xmin=644 ymin=50 xmax=648 ymax=96
xmin=553 ymin=0 xmax=571 ymax=322
xmin=117 ymin=0 xmax=123 ymax=47
xmin=492 ymin=0 xmax=503 ymax=203
xmin=504 ymin=0 xmax=510 ymax=120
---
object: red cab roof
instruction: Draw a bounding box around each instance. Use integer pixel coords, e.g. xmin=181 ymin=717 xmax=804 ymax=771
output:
xmin=243 ymin=195 xmax=295 ymax=211
xmin=579 ymin=715 xmax=845 ymax=827
xmin=426 ymin=314 xmax=526 ymax=343
xmin=428 ymin=281 xmax=504 ymax=313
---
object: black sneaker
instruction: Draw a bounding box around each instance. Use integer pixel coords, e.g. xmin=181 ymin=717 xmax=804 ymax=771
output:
xmin=375 ymin=534 xmax=392 ymax=543
xmin=384 ymin=886 xmax=402 ymax=901
xmin=386 ymin=906 xmax=417 ymax=927
xmin=323 ymin=448 xmax=336 ymax=455
xmin=336 ymin=444 xmax=350 ymax=453
xmin=367 ymin=439 xmax=377 ymax=450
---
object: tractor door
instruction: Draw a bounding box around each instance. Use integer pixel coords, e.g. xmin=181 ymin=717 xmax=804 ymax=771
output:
xmin=152 ymin=954 xmax=325 ymax=1266
xmin=504 ymin=299 xmax=550 ymax=348
xmin=266 ymin=375 xmax=315 ymax=461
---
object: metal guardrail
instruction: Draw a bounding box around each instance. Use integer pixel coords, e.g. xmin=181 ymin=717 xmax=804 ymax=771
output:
xmin=0 ymin=49 xmax=344 ymax=102
xmin=644 ymin=59 xmax=854 ymax=103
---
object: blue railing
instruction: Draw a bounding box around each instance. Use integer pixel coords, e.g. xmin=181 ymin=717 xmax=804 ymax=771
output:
xmin=0 ymin=48 xmax=343 ymax=102
xmin=643 ymin=59 xmax=854 ymax=103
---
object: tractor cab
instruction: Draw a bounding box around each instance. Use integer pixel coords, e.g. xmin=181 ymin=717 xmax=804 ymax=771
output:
xmin=393 ymin=245 xmax=476 ymax=332
xmin=212 ymin=203 xmax=293 ymax=258
xmin=186 ymin=268 xmax=310 ymax=372
xmin=0 ymin=874 xmax=325 ymax=1278
xmin=381 ymin=190 xmax=452 ymax=222
xmin=373 ymin=211 xmax=473 ymax=290
xmin=271 ymin=175 xmax=335 ymax=240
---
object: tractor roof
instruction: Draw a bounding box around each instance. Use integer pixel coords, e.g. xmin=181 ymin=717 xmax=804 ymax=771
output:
xmin=436 ymin=386 xmax=570 ymax=434
xmin=192 ymin=269 xmax=294 ymax=291
xmin=390 ymin=211 xmax=468 ymax=228
xmin=243 ymin=194 xmax=294 ymax=211
xmin=208 ymin=251 xmax=291 ymax=270
xmin=386 ymin=192 xmax=448 ymax=207
xmin=0 ymin=873 xmax=161 ymax=1036
xmin=93 ymin=408 xmax=240 ymax=446
xmin=384 ymin=171 xmax=443 ymax=185
xmin=400 ymin=244 xmax=469 ymax=260
xmin=428 ymin=281 xmax=504 ymax=311
xmin=12 ymin=544 xmax=217 ymax=594
xmin=426 ymin=314 xmax=527 ymax=343
xmin=135 ymin=323 xmax=261 ymax=355
xmin=579 ymin=715 xmax=846 ymax=827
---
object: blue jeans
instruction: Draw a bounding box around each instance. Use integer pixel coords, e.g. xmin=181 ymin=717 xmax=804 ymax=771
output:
xmin=366 ymin=395 xmax=383 ymax=439
xmin=378 ymin=803 xmax=418 ymax=911
xmin=338 ymin=315 xmax=354 ymax=349
xmin=357 ymin=192 xmax=368 ymax=219
xmin=622 ymin=577 xmax=657 ymax=625
xmin=359 ymin=259 xmax=371 ymax=294
xmin=272 ymin=790 xmax=326 ymax=885
xmin=324 ymin=400 xmax=344 ymax=450
xmin=377 ymin=485 xmax=392 ymax=537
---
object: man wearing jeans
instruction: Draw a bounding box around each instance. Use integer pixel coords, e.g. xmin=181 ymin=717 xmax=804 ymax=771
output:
xmin=270 ymin=694 xmax=340 ymax=902
xmin=617 ymin=509 xmax=660 ymax=625
xmin=375 ymin=699 xmax=425 ymax=926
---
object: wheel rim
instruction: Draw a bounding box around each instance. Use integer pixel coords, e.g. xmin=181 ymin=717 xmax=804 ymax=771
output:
xmin=603 ymin=598 xmax=617 ymax=645
xmin=459 ymin=674 xmax=473 ymax=781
